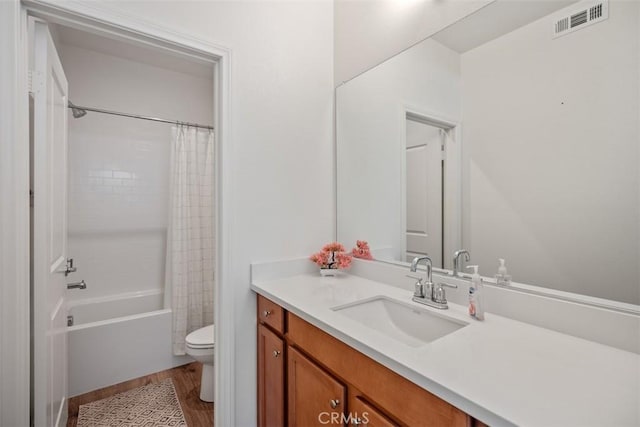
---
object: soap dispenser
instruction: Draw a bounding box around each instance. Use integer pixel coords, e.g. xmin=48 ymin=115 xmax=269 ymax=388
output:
xmin=467 ymin=265 xmax=484 ymax=321
xmin=495 ymin=258 xmax=512 ymax=286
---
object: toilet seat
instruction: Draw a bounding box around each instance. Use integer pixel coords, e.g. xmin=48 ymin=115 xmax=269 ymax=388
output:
xmin=186 ymin=324 xmax=215 ymax=349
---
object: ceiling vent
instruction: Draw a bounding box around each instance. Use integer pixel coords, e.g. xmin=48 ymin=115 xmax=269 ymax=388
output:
xmin=553 ymin=0 xmax=608 ymax=39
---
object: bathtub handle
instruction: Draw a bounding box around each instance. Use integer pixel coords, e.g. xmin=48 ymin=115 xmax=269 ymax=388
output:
xmin=64 ymin=258 xmax=77 ymax=276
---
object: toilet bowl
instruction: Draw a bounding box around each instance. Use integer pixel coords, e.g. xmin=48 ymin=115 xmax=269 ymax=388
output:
xmin=185 ymin=324 xmax=214 ymax=402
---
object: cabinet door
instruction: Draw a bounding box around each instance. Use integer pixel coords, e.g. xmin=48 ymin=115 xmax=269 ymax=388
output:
xmin=258 ymin=324 xmax=285 ymax=427
xmin=288 ymin=346 xmax=346 ymax=427
xmin=349 ymin=396 xmax=398 ymax=427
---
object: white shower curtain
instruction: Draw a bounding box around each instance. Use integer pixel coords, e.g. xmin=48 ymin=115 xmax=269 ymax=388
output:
xmin=166 ymin=126 xmax=215 ymax=355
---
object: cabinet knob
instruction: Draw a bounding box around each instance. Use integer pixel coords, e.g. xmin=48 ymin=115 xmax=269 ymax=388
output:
xmin=263 ymin=310 xmax=272 ymax=317
xmin=273 ymin=350 xmax=281 ymax=358
xmin=330 ymin=399 xmax=340 ymax=409
xmin=352 ymin=418 xmax=362 ymax=426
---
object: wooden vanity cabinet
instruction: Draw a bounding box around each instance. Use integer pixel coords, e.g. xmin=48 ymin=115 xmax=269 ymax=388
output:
xmin=286 ymin=312 xmax=470 ymax=427
xmin=257 ymin=296 xmax=286 ymax=427
xmin=257 ymin=294 xmax=480 ymax=427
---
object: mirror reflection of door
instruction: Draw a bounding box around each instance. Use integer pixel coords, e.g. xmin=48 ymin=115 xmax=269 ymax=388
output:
xmin=405 ymin=117 xmax=444 ymax=267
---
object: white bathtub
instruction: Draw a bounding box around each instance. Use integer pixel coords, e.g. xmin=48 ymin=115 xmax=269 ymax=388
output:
xmin=67 ymin=290 xmax=191 ymax=397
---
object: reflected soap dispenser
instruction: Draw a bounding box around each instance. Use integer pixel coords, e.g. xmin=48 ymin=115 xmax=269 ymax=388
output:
xmin=467 ymin=265 xmax=484 ymax=321
xmin=495 ymin=258 xmax=512 ymax=286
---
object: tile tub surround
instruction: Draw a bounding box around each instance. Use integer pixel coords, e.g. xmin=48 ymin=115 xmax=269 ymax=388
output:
xmin=251 ymin=262 xmax=640 ymax=427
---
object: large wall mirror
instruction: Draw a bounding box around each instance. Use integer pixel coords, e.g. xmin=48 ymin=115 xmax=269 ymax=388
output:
xmin=336 ymin=0 xmax=639 ymax=306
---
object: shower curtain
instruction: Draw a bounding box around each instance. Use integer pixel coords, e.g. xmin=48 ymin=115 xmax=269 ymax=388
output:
xmin=166 ymin=126 xmax=215 ymax=355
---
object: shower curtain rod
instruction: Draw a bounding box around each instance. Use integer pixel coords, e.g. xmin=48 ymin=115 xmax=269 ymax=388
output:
xmin=67 ymin=102 xmax=214 ymax=131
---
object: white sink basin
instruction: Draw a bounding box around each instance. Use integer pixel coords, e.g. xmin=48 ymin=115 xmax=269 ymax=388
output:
xmin=332 ymin=296 xmax=468 ymax=347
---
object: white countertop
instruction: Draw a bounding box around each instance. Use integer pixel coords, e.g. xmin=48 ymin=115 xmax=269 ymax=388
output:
xmin=251 ymin=272 xmax=640 ymax=427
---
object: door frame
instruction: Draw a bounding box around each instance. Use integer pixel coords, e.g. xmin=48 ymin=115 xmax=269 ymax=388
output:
xmin=400 ymin=106 xmax=462 ymax=271
xmin=2 ymin=2 xmax=234 ymax=426
xmin=0 ymin=2 xmax=31 ymax=426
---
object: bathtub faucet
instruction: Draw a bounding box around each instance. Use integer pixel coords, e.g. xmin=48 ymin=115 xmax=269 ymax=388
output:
xmin=67 ymin=280 xmax=87 ymax=290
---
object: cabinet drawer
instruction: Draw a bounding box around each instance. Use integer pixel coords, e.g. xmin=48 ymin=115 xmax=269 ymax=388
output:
xmin=258 ymin=294 xmax=285 ymax=334
xmin=350 ymin=396 xmax=398 ymax=427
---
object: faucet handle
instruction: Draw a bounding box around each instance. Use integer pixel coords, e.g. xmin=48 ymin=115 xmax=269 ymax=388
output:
xmin=439 ymin=282 xmax=458 ymax=289
xmin=407 ymin=275 xmax=426 ymax=298
xmin=434 ymin=282 xmax=457 ymax=304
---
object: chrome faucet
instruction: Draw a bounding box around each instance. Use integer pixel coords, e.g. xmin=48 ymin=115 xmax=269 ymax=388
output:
xmin=410 ymin=256 xmax=433 ymax=299
xmin=408 ymin=256 xmax=457 ymax=309
xmin=453 ymin=250 xmax=470 ymax=277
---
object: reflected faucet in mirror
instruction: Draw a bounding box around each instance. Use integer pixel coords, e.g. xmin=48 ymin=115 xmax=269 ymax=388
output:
xmin=453 ymin=250 xmax=470 ymax=277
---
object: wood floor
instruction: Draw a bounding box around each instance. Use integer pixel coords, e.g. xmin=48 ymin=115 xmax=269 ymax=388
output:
xmin=67 ymin=362 xmax=214 ymax=427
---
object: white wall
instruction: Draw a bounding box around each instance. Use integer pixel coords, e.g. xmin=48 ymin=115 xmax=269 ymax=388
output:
xmin=66 ymin=2 xmax=334 ymax=425
xmin=337 ymin=39 xmax=460 ymax=262
xmin=333 ymin=0 xmax=491 ymax=84
xmin=60 ymin=43 xmax=213 ymax=301
xmin=461 ymin=0 xmax=639 ymax=304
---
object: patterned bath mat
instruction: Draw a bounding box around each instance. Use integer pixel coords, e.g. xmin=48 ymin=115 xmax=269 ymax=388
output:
xmin=77 ymin=378 xmax=187 ymax=427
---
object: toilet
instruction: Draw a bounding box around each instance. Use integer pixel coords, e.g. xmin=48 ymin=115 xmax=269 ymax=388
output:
xmin=185 ymin=324 xmax=215 ymax=402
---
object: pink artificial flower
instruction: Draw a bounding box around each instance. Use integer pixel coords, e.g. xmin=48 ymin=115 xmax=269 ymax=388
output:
xmin=309 ymin=251 xmax=330 ymax=267
xmin=335 ymin=252 xmax=353 ymax=269
xmin=352 ymin=240 xmax=373 ymax=260
xmin=322 ymin=242 xmax=346 ymax=253
xmin=311 ymin=242 xmax=352 ymax=270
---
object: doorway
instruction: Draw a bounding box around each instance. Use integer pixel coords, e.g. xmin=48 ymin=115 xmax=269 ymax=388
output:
xmin=405 ymin=117 xmax=444 ymax=266
xmin=22 ymin=5 xmax=230 ymax=427
xmin=402 ymin=111 xmax=459 ymax=270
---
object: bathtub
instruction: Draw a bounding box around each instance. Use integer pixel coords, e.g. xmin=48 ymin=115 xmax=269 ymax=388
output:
xmin=67 ymin=290 xmax=191 ymax=397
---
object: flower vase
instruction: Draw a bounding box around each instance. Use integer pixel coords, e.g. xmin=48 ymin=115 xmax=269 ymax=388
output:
xmin=320 ymin=268 xmax=336 ymax=277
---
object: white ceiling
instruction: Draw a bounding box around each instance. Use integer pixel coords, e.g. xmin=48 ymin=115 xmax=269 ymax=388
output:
xmin=433 ymin=0 xmax=579 ymax=53
xmin=52 ymin=24 xmax=213 ymax=80
xmin=51 ymin=1 xmax=578 ymax=80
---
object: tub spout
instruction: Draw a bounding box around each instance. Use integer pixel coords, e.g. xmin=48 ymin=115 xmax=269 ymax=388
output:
xmin=67 ymin=280 xmax=86 ymax=290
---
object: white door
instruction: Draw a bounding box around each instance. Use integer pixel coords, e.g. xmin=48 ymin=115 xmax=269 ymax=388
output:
xmin=32 ymin=20 xmax=69 ymax=427
xmin=405 ymin=118 xmax=443 ymax=267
